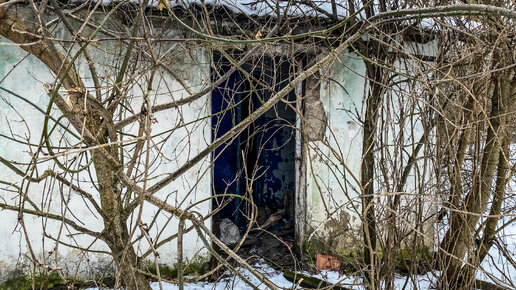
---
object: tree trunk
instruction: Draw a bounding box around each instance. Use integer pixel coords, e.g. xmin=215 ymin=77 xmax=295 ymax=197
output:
xmin=0 ymin=14 xmax=152 ymax=289
xmin=361 ymin=65 xmax=384 ymax=288
xmin=460 ymin=138 xmax=510 ymax=288
xmin=109 ymin=228 xmax=151 ymax=290
xmin=458 ymin=74 xmax=516 ymax=288
xmin=94 ymin=146 xmax=151 ymax=290
xmin=437 ymin=69 xmax=515 ymax=289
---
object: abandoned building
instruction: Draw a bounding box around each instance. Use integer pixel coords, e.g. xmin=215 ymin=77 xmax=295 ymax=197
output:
xmin=0 ymin=1 xmax=437 ymax=282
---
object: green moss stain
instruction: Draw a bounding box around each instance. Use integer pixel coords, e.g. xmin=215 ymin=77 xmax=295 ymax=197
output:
xmin=146 ymin=263 xmax=178 ymax=278
xmin=302 ymin=232 xmax=433 ymax=275
xmin=0 ymin=271 xmax=66 ymax=290
xmin=145 ymin=256 xmax=210 ymax=279
xmin=392 ymin=246 xmax=433 ymax=274
xmin=0 ymin=255 xmax=211 ymax=288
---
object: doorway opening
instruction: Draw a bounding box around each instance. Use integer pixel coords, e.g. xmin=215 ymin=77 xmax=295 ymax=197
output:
xmin=211 ymin=55 xmax=297 ymax=259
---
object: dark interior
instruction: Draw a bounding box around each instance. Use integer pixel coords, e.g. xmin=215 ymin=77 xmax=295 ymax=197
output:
xmin=211 ymin=55 xmax=297 ymax=259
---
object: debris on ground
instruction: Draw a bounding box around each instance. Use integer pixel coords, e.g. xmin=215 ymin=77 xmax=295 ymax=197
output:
xmin=219 ymin=218 xmax=241 ymax=246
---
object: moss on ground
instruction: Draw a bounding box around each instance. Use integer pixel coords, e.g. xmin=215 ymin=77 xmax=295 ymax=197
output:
xmin=0 ymin=271 xmax=76 ymax=290
xmin=0 ymin=256 xmax=210 ymax=289
xmin=393 ymin=246 xmax=433 ymax=274
xmin=145 ymin=256 xmax=210 ymax=279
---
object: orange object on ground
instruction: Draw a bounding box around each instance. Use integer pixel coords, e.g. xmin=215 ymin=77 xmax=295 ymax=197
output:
xmin=316 ymin=253 xmax=342 ymax=273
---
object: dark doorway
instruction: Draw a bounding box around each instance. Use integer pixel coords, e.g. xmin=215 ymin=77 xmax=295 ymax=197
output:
xmin=211 ymin=55 xmax=297 ymax=234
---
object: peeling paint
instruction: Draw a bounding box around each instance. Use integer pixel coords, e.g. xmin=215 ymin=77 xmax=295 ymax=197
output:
xmin=304 ymin=73 xmax=328 ymax=141
xmin=0 ymin=20 xmax=211 ymax=282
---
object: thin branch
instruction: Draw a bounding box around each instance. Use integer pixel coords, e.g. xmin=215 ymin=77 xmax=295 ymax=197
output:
xmin=0 ymin=202 xmax=100 ymax=237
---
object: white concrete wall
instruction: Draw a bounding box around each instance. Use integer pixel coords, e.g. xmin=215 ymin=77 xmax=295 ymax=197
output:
xmin=375 ymin=40 xmax=438 ymax=247
xmin=0 ymin=13 xmax=438 ymax=279
xmin=0 ymin=22 xmax=212 ymax=281
xmin=302 ymin=45 xmax=437 ymax=253
xmin=303 ymin=52 xmax=366 ymax=253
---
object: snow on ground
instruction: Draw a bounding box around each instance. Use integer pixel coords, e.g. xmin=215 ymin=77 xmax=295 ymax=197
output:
xmin=144 ymin=263 xmax=439 ymax=290
xmin=308 ymin=270 xmax=439 ymax=290
xmin=476 ymin=219 xmax=516 ymax=288
xmin=147 ymin=262 xmax=293 ymax=290
xmin=392 ymin=273 xmax=437 ymax=290
xmin=85 ymin=218 xmax=516 ymax=290
xmin=86 ymin=260 xmax=441 ymax=289
xmin=147 ymin=265 xmax=444 ymax=290
xmin=84 ymin=240 xmax=516 ymax=290
xmin=82 ymin=227 xmax=516 ymax=290
xmin=433 ymin=213 xmax=516 ymax=288
xmin=305 ymin=269 xmax=363 ymax=288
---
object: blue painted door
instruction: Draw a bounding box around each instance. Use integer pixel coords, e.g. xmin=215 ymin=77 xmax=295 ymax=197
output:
xmin=212 ymin=58 xmax=296 ymax=225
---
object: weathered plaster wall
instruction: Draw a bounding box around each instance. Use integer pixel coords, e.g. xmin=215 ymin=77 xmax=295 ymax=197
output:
xmin=378 ymin=40 xmax=438 ymax=248
xmin=0 ymin=18 xmax=212 ymax=282
xmin=302 ymin=45 xmax=437 ymax=255
xmin=0 ymin=10 xmax=438 ymax=279
xmin=303 ymin=52 xmax=366 ymax=254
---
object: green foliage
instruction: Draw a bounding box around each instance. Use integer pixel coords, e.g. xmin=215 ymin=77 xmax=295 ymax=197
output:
xmin=0 ymin=271 xmax=64 ymax=290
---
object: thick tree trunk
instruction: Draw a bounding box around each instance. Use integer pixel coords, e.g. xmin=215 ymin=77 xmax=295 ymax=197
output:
xmin=459 ymin=139 xmax=510 ymax=288
xmin=457 ymin=75 xmax=516 ymax=288
xmin=94 ymin=148 xmax=151 ymax=290
xmin=108 ymin=227 xmax=151 ymax=290
xmin=437 ymin=70 xmax=515 ymax=289
xmin=361 ymin=89 xmax=380 ymax=286
xmin=0 ymin=13 xmax=151 ymax=289
xmin=361 ymin=64 xmax=385 ymax=288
